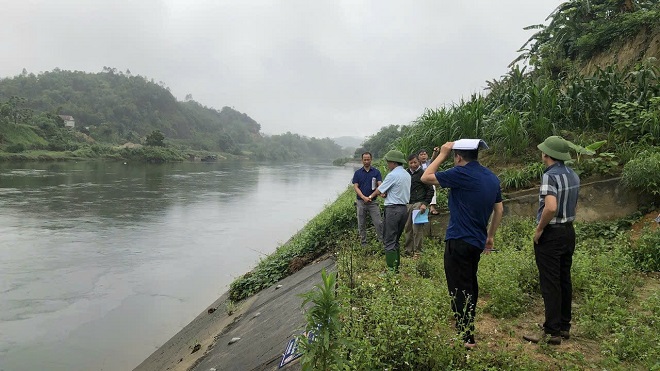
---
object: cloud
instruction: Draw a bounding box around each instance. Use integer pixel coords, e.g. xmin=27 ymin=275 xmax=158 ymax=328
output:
xmin=0 ymin=0 xmax=561 ymax=138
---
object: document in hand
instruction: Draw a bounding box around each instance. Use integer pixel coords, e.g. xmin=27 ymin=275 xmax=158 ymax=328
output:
xmin=452 ymin=139 xmax=489 ymax=150
xmin=412 ymin=209 xmax=429 ymax=224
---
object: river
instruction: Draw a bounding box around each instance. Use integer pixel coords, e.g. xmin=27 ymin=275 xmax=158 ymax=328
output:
xmin=0 ymin=160 xmax=355 ymax=371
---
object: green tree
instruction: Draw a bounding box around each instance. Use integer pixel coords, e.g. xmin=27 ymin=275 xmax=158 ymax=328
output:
xmin=360 ymin=124 xmax=403 ymax=158
xmin=146 ymin=130 xmax=165 ymax=146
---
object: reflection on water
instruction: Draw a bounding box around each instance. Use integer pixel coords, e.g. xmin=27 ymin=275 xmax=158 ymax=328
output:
xmin=0 ymin=161 xmax=354 ymax=371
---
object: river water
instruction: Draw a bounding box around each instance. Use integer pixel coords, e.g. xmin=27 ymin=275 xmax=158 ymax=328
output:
xmin=0 ymin=160 xmax=354 ymax=371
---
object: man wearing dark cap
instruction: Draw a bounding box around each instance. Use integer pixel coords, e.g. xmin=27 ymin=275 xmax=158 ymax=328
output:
xmin=367 ymin=150 xmax=411 ymax=272
xmin=421 ymin=140 xmax=503 ymax=350
xmin=523 ymin=136 xmax=580 ymax=346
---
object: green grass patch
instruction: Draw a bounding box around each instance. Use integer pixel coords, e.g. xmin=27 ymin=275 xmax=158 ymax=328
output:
xmin=0 ymin=124 xmax=48 ymax=149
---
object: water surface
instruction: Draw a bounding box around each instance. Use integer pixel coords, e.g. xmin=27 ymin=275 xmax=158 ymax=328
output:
xmin=0 ymin=161 xmax=354 ymax=371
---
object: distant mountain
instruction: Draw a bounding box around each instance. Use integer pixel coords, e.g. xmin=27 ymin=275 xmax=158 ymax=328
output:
xmin=332 ymin=136 xmax=364 ymax=149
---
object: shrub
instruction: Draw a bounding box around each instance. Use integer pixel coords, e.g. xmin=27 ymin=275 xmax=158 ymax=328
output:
xmin=499 ymin=163 xmax=545 ymax=191
xmin=630 ymin=227 xmax=660 ymax=272
xmin=299 ymin=269 xmax=343 ymax=371
xmin=120 ymin=146 xmax=186 ymax=163
xmin=6 ymin=143 xmax=26 ymax=153
xmin=621 ymin=149 xmax=660 ymax=197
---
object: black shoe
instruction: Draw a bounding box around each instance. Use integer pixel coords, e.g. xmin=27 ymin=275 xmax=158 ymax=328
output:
xmin=523 ymin=332 xmax=561 ymax=345
xmin=536 ymin=323 xmax=570 ymax=340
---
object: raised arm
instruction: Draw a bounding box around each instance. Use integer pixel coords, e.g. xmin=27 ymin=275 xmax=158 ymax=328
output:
xmin=421 ymin=142 xmax=454 ymax=185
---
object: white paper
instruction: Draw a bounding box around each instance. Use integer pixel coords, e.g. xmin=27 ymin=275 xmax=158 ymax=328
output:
xmin=453 ymin=139 xmax=489 ymax=150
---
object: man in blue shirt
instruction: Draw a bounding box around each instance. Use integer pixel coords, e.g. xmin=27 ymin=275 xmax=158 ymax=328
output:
xmin=367 ymin=150 xmax=411 ymax=271
xmin=523 ymin=136 xmax=580 ymax=346
xmin=421 ymin=141 xmax=504 ymax=350
xmin=352 ymin=152 xmax=383 ymax=246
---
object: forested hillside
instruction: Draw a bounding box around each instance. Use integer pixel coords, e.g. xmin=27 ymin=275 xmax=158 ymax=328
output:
xmin=0 ymin=68 xmax=345 ymax=161
xmin=361 ymin=0 xmax=660 ymax=171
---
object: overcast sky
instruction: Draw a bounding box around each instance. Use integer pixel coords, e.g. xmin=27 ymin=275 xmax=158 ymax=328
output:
xmin=1 ymin=0 xmax=561 ymax=138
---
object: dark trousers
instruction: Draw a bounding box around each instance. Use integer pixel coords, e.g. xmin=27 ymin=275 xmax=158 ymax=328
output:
xmin=444 ymin=239 xmax=482 ymax=343
xmin=383 ymin=205 xmax=407 ymax=252
xmin=534 ymin=223 xmax=575 ymax=336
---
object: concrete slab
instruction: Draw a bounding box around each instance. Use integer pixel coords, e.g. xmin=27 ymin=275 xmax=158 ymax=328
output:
xmin=135 ymin=256 xmax=335 ymax=371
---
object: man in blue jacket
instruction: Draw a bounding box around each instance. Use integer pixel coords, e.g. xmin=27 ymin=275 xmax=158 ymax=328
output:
xmin=422 ymin=140 xmax=503 ymax=350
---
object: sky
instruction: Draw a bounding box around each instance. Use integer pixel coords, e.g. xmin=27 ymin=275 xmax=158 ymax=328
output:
xmin=1 ymin=0 xmax=562 ymax=138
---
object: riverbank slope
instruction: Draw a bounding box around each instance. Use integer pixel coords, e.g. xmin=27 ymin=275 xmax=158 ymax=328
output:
xmin=135 ymin=256 xmax=336 ymax=371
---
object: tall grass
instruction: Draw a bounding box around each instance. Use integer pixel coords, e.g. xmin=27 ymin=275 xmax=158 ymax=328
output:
xmin=393 ymin=62 xmax=660 ymax=166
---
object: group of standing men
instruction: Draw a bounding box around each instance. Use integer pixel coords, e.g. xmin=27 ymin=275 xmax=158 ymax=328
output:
xmin=353 ymin=149 xmax=438 ymax=270
xmin=352 ymin=136 xmax=580 ymax=350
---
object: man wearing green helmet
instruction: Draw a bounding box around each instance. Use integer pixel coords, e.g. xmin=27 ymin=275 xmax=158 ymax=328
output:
xmin=366 ymin=150 xmax=411 ymax=272
xmin=524 ymin=136 xmax=580 ymax=346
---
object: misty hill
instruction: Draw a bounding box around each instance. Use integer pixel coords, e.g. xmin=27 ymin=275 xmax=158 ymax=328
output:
xmin=0 ymin=68 xmax=260 ymax=153
xmin=0 ymin=68 xmax=345 ymax=160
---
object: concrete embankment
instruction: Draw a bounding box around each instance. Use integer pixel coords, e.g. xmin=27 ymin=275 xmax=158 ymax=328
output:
xmin=134 ymin=256 xmax=335 ymax=371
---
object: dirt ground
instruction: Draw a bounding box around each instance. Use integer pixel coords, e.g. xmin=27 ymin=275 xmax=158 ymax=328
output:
xmin=474 ymin=209 xmax=660 ymax=368
xmin=630 ymin=209 xmax=660 ymax=239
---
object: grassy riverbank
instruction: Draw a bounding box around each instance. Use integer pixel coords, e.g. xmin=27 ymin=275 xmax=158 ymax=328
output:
xmin=226 ymin=188 xmax=659 ymax=369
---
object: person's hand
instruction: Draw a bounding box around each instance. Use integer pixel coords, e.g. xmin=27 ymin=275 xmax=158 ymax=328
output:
xmin=419 ymin=204 xmax=427 ymax=214
xmin=440 ymin=142 xmax=454 ymax=156
xmin=380 ymin=192 xmax=387 ymax=198
xmin=484 ymin=236 xmax=495 ymax=254
xmin=362 ymin=195 xmax=370 ymax=202
xmin=533 ymin=229 xmax=543 ymax=244
xmin=433 ymin=146 xmax=440 ymax=153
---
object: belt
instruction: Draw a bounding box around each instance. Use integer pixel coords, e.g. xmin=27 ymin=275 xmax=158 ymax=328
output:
xmin=385 ymin=204 xmax=406 ymax=208
xmin=546 ymin=222 xmax=573 ymax=229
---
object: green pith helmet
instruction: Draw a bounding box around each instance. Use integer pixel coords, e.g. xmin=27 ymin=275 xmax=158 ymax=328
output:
xmin=383 ymin=150 xmax=406 ymax=164
xmin=537 ymin=136 xmax=571 ymax=161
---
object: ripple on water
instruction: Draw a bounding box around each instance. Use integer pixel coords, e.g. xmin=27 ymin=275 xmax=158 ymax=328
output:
xmin=0 ymin=188 xmax=22 ymax=195
xmin=2 ymin=169 xmax=49 ymax=177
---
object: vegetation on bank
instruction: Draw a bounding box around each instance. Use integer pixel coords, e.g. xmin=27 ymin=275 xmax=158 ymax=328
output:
xmin=292 ymin=214 xmax=660 ymax=370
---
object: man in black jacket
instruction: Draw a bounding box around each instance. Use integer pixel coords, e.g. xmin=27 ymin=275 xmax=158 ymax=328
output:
xmin=404 ymin=153 xmax=434 ymax=256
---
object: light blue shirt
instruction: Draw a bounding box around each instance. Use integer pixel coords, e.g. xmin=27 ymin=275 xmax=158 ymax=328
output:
xmin=378 ymin=165 xmax=411 ymax=206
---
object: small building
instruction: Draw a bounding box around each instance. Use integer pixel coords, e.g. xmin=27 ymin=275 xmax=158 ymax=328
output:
xmin=58 ymin=115 xmax=75 ymax=129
